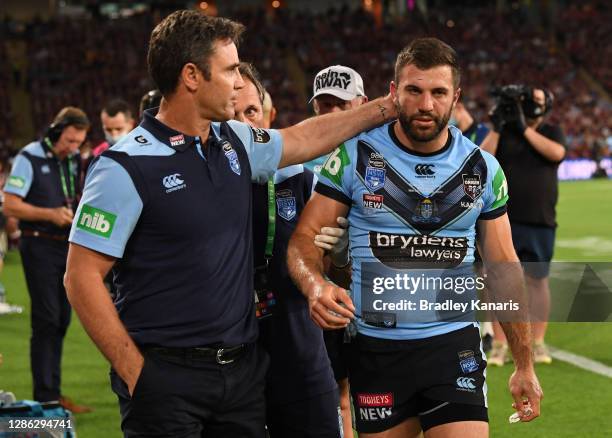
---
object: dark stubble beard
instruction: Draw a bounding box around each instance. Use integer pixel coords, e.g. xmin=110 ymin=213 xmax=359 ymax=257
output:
xmin=396 ymin=103 xmax=453 ymax=143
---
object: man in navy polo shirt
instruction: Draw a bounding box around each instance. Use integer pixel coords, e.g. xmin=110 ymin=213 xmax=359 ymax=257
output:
xmin=3 ymin=107 xmax=92 ymax=413
xmin=64 ymin=11 xmax=396 ymax=438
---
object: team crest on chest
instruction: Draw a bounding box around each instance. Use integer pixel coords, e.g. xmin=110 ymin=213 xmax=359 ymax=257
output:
xmin=462 ymin=174 xmax=482 ymax=200
xmin=221 ymin=141 xmax=241 ymax=175
xmin=276 ymin=189 xmax=296 ymax=221
xmin=365 ymin=167 xmax=386 ymax=191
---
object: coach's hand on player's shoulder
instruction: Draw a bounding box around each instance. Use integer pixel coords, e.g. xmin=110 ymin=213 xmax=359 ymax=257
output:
xmin=48 ymin=206 xmax=74 ymax=227
xmin=508 ymin=367 xmax=543 ymax=422
xmin=305 ymin=279 xmax=355 ymax=330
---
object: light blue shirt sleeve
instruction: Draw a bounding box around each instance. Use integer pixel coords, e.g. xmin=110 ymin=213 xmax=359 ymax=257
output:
xmin=3 ymin=154 xmax=34 ymax=198
xmin=69 ymin=156 xmax=143 ymax=258
xmin=226 ymin=120 xmax=283 ymax=183
xmin=315 ymin=140 xmax=356 ymax=200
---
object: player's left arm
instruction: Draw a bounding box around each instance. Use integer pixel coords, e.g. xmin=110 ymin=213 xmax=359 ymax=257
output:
xmin=478 ymin=215 xmax=543 ymax=422
xmin=524 ymin=125 xmax=566 ymax=163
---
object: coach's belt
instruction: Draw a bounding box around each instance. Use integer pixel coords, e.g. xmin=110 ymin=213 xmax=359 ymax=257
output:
xmin=22 ymin=230 xmax=68 ymax=241
xmin=145 ymin=344 xmax=247 ymax=364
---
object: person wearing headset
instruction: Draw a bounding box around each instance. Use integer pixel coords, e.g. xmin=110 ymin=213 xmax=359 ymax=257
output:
xmin=2 ymin=106 xmax=92 ymax=413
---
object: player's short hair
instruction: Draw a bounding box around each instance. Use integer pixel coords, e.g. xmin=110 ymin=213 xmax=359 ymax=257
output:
xmin=238 ymin=62 xmax=265 ymax=105
xmin=394 ymin=37 xmax=460 ymax=89
xmin=148 ymin=10 xmax=245 ymax=96
xmin=101 ymin=98 xmax=133 ymax=119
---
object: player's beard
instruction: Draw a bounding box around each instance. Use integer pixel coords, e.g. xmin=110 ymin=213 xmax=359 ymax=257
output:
xmin=396 ymin=104 xmax=452 ymax=143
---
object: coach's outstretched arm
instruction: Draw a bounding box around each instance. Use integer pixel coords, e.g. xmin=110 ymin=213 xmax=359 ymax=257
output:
xmin=278 ymin=95 xmax=395 ymax=168
xmin=287 ymin=193 xmax=354 ymax=330
xmin=478 ymin=214 xmax=544 ymax=422
xmin=64 ymin=246 xmax=144 ymax=396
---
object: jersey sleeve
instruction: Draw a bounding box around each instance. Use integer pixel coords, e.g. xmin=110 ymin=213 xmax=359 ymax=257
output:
xmin=3 ymin=154 xmax=34 ymax=198
xmin=479 ymin=151 xmax=508 ymax=220
xmin=314 ymin=141 xmax=355 ymax=206
xmin=69 ymin=156 xmax=143 ymax=258
xmin=226 ymin=120 xmax=283 ymax=183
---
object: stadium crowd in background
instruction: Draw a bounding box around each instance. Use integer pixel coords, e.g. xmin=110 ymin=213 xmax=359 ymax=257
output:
xmin=0 ymin=2 xmax=610 ymax=159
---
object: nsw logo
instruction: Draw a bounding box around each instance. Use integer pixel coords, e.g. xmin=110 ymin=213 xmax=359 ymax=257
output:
xmin=163 ymin=173 xmax=187 ymax=193
xmin=222 ymin=142 xmax=241 ymax=175
xmin=277 ymin=196 xmax=296 ymax=221
xmin=365 ymin=167 xmax=386 ymax=191
xmin=456 ymin=377 xmax=477 ymax=392
xmin=76 ymin=205 xmax=116 ymax=238
xmin=415 ymin=164 xmax=435 ymax=178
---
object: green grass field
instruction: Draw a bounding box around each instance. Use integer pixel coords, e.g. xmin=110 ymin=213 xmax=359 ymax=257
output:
xmin=1 ymin=179 xmax=611 ymax=437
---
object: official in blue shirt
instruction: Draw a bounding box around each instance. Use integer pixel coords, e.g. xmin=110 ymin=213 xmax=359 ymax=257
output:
xmin=64 ymin=11 xmax=396 ymax=438
xmin=3 ymin=107 xmax=91 ymax=412
xmin=235 ymin=63 xmax=340 ymax=437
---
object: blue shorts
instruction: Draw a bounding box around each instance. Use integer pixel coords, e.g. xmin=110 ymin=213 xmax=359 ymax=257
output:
xmin=510 ymin=222 xmax=555 ymax=279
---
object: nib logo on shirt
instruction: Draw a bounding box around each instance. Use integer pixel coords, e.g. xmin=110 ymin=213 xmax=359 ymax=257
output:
xmin=76 ymin=204 xmax=116 ymax=238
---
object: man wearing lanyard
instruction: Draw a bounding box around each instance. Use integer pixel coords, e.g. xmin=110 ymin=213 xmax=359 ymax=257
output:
xmin=235 ymin=63 xmax=340 ymax=437
xmin=3 ymin=106 xmax=92 ymax=413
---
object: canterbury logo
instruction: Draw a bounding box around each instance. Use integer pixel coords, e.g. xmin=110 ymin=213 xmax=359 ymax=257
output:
xmin=163 ymin=173 xmax=184 ymax=189
xmin=415 ymin=164 xmax=435 ymax=176
xmin=456 ymin=377 xmax=476 ymax=389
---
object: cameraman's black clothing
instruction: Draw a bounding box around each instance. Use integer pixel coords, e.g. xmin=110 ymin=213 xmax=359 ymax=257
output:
xmin=495 ymin=123 xmax=566 ymax=227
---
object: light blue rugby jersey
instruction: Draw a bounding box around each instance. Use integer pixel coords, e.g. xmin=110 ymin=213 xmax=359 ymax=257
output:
xmin=315 ymin=123 xmax=509 ymax=340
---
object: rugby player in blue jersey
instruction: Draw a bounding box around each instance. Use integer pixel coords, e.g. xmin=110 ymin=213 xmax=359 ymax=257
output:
xmin=288 ymin=38 xmax=542 ymax=438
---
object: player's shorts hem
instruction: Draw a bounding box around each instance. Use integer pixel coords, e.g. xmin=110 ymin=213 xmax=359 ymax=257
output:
xmin=419 ymin=401 xmax=488 ymax=432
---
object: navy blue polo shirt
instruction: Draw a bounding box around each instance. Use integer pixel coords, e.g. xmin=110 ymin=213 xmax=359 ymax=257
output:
xmin=253 ymin=166 xmax=337 ymax=404
xmin=69 ymin=110 xmax=283 ymax=348
xmin=4 ymin=141 xmax=81 ymax=236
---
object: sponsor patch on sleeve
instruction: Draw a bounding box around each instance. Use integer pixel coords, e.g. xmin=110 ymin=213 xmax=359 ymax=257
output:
xmin=491 ymin=166 xmax=509 ymax=209
xmin=320 ymin=143 xmax=350 ymax=188
xmin=7 ymin=176 xmax=26 ymax=189
xmin=251 ymin=127 xmax=271 ymax=143
xmin=76 ymin=204 xmax=117 ymax=238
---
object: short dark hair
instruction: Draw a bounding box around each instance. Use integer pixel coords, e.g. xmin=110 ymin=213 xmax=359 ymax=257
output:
xmin=102 ymin=98 xmax=133 ymax=119
xmin=53 ymin=107 xmax=90 ymax=131
xmin=147 ymin=10 xmax=245 ymax=96
xmin=238 ymin=62 xmax=265 ymax=104
xmin=394 ymin=38 xmax=460 ymax=89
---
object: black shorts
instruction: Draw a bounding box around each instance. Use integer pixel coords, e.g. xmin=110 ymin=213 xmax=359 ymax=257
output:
xmin=511 ymin=222 xmax=555 ymax=279
xmin=348 ymin=325 xmax=488 ymax=434
xmin=323 ymin=329 xmax=350 ymax=382
xmin=266 ymin=390 xmax=341 ymax=438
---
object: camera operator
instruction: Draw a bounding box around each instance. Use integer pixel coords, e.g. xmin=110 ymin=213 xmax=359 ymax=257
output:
xmin=481 ymin=86 xmax=567 ymax=365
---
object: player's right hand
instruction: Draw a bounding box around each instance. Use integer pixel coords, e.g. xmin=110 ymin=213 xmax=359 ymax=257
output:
xmin=50 ymin=206 xmax=74 ymax=227
xmin=306 ymin=279 xmax=355 ymax=330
